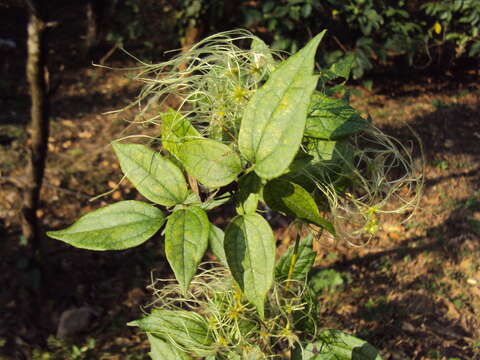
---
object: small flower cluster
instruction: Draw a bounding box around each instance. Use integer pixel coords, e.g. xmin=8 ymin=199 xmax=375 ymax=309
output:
xmin=147 ymin=263 xmax=317 ymax=359
xmin=120 ymin=30 xmax=279 ymax=146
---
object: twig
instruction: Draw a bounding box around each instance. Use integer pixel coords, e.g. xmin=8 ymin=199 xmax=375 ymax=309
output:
xmin=332 ymin=35 xmax=348 ymax=53
xmin=99 ymin=43 xmax=119 ymax=65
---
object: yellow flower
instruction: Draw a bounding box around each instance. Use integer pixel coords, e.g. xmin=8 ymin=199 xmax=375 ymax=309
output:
xmin=232 ymin=86 xmax=247 ymax=103
xmin=207 ymin=316 xmax=218 ymax=329
xmin=216 ymin=336 xmax=228 ymax=346
xmin=433 ymin=22 xmax=442 ymax=35
xmin=364 ymin=207 xmax=379 ymax=235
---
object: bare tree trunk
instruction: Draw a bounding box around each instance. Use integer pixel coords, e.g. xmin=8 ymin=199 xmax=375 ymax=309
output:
xmin=22 ymin=0 xmax=49 ymax=260
xmin=178 ymin=20 xmax=204 ymax=72
xmin=181 ymin=21 xmax=204 ymax=54
xmin=85 ymin=0 xmax=106 ymax=51
xmin=85 ymin=1 xmax=98 ymax=50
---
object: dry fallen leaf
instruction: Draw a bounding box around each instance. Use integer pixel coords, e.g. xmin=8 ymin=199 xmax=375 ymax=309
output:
xmin=61 ymin=119 xmax=75 ymax=127
xmin=62 ymin=140 xmax=72 ymax=149
xmin=50 ymin=177 xmax=61 ymax=187
xmin=79 ymin=131 xmax=92 ymax=139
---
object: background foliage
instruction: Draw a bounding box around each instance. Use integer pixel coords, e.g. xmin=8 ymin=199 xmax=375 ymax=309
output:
xmin=107 ymin=0 xmax=480 ymax=79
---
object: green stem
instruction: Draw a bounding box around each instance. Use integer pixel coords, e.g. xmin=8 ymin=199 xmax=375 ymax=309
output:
xmin=286 ymin=224 xmax=302 ymax=288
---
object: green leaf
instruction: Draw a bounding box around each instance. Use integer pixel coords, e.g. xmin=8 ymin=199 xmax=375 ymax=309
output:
xmin=302 ymin=3 xmax=312 ymax=17
xmin=308 ymin=139 xmax=354 ymax=173
xmin=288 ymin=148 xmax=315 ymax=173
xmin=112 ymin=143 xmax=188 ymax=206
xmin=250 ymin=37 xmax=276 ymax=73
xmin=275 ymin=234 xmax=316 ymax=280
xmin=179 ymin=191 xmax=232 ymax=211
xmin=301 ymin=140 xmax=356 ymax=195
xmin=329 ymin=54 xmax=355 ymax=80
xmin=293 ymin=330 xmax=383 ymax=360
xmin=165 ymin=206 xmax=209 ymax=293
xmin=309 ymin=269 xmax=344 ymax=294
xmin=263 ymin=179 xmax=335 ymax=235
xmin=200 ymin=193 xmax=232 ymax=211
xmin=224 ymin=213 xmax=275 ymax=318
xmin=322 ymin=54 xmax=355 ymax=82
xmin=47 ymin=200 xmax=165 ymax=250
xmin=179 ymin=191 xmax=201 ymax=206
xmin=307 ymin=139 xmax=337 ymax=161
xmin=208 ymin=224 xmax=227 ymax=266
xmin=305 ymin=95 xmax=368 ymax=140
xmin=147 ymin=333 xmax=192 ymax=360
xmin=178 ymin=139 xmax=242 ymax=188
xmin=283 ymin=140 xmax=351 ymax=193
xmin=161 ymin=108 xmax=201 ymax=159
xmin=235 ymin=173 xmax=263 ymax=215
xmin=129 ymin=310 xmax=213 ymax=357
xmin=239 ymin=31 xmax=326 ymax=179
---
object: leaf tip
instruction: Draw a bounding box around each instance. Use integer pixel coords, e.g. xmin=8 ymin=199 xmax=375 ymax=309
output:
xmin=46 ymin=230 xmax=64 ymax=240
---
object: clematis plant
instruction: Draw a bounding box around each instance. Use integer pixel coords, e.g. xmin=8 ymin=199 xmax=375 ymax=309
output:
xmin=48 ymin=30 xmax=421 ymax=359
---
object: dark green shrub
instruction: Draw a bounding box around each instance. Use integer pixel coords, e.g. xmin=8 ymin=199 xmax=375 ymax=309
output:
xmin=243 ymin=0 xmax=480 ymax=79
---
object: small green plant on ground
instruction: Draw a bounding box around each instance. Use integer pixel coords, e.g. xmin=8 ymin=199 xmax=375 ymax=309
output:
xmin=32 ymin=336 xmax=96 ymax=360
xmin=48 ymin=30 xmax=421 ymax=359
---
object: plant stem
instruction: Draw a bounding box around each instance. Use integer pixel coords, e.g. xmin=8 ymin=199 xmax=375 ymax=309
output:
xmin=286 ymin=224 xmax=302 ymax=288
xmin=187 ymin=174 xmax=199 ymax=196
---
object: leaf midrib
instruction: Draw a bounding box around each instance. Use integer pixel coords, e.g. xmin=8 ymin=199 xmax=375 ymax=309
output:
xmin=253 ymin=69 xmax=308 ymax=162
xmin=244 ymin=215 xmax=272 ymax=307
xmin=118 ymin=145 xmax=182 ymax=203
xmin=57 ymin=212 xmax=161 ymax=234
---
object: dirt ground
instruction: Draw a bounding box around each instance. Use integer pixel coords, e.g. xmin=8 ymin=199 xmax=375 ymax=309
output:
xmin=324 ymin=76 xmax=480 ymax=360
xmin=1 ymin=7 xmax=479 ymax=359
